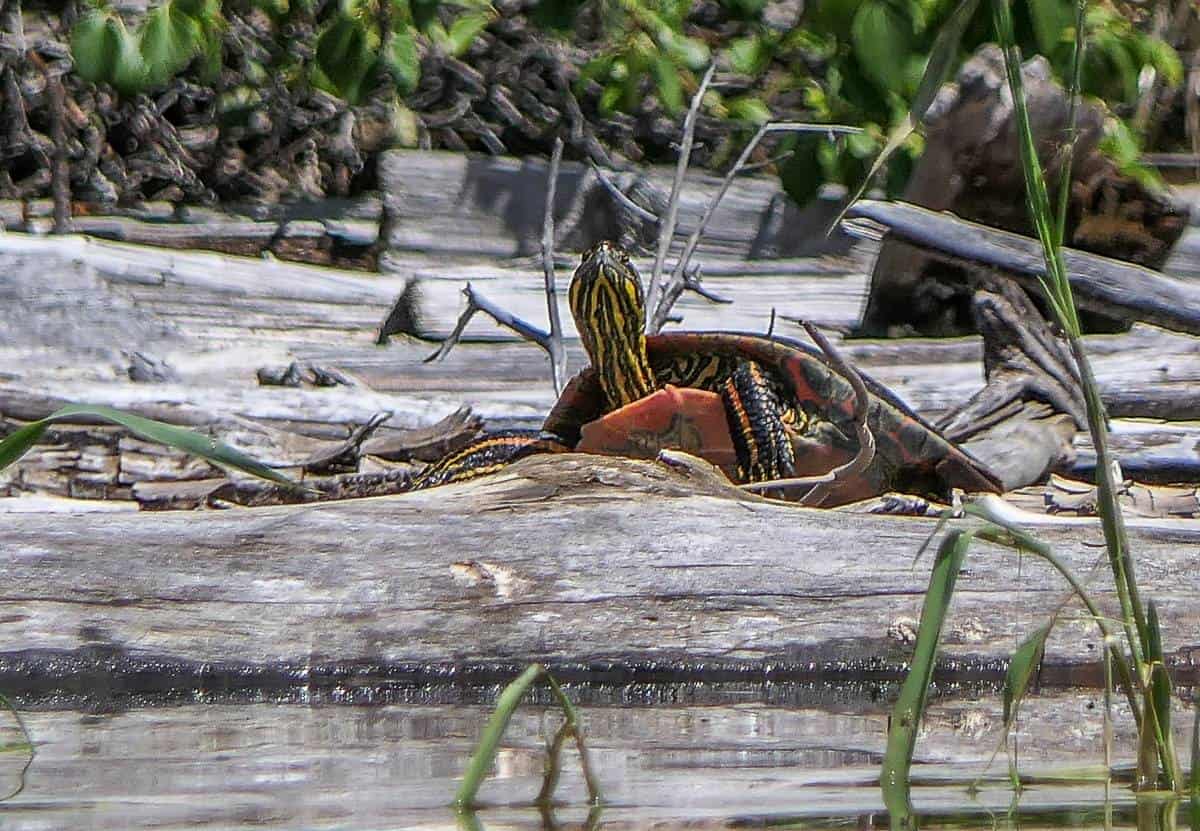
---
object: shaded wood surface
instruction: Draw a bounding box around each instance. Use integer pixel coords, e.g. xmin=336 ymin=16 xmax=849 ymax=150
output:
xmin=378 ymin=150 xmax=852 ymax=260
xmin=2 ymin=453 xmax=1200 ymax=692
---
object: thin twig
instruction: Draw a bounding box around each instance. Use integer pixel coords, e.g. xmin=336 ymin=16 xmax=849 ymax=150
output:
xmin=534 ymin=719 xmax=573 ymax=807
xmin=588 ymin=162 xmax=660 ymax=225
xmin=424 ymin=283 xmax=553 ymax=363
xmin=542 ymin=137 xmax=567 ymax=395
xmin=648 ymin=121 xmax=862 ymax=333
xmin=739 ymin=148 xmax=797 ymax=173
xmin=740 ymin=322 xmax=875 ymax=504
xmin=646 ymin=63 xmax=716 ymax=324
xmin=47 ymin=67 xmax=71 ymax=234
xmin=654 ymin=264 xmax=732 ymax=327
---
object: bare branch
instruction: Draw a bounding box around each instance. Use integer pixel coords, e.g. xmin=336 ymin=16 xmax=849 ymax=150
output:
xmin=648 ymin=121 xmax=862 ymax=333
xmin=650 ymin=264 xmax=731 ymax=332
xmin=740 ymin=321 xmax=875 ymax=504
xmin=424 ymin=142 xmax=568 ymax=393
xmin=646 ymin=64 xmax=716 ymax=324
xmin=424 ymin=283 xmax=553 ymax=363
xmin=542 ymin=137 xmax=567 ymax=395
xmin=588 ymin=161 xmax=660 ymax=225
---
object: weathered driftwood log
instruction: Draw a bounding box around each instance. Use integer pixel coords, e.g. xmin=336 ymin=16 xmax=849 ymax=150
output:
xmin=378 ymin=149 xmax=852 ymax=260
xmin=3 ymin=230 xmax=1200 ymax=500
xmin=848 ymin=200 xmax=1200 ymax=337
xmin=1 ymin=453 xmax=1199 ymax=699
xmin=858 ymin=45 xmax=1189 ymax=337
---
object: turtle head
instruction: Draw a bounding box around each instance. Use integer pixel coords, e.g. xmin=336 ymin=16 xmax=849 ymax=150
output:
xmin=569 ymin=241 xmax=657 ymax=408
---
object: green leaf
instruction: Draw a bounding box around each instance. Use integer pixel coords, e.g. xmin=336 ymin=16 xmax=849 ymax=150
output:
xmin=910 ymin=0 xmax=980 ymax=118
xmin=830 ymin=0 xmax=979 ymax=230
xmin=112 ymin=23 xmax=151 ymax=95
xmin=598 ymin=82 xmax=622 ymax=116
xmin=529 ymin=0 xmax=586 ymax=30
xmin=881 ymin=529 xmax=974 ymax=791
xmin=1139 ymin=35 xmax=1184 ymax=87
xmin=455 ymin=664 xmax=545 ymax=808
xmin=140 ymin=3 xmax=202 ymax=89
xmin=810 ymin=0 xmax=867 ymax=40
xmin=851 ymin=0 xmax=914 ymax=93
xmin=662 ymin=33 xmax=705 ymax=71
xmin=445 ymin=12 xmax=490 ymax=58
xmin=383 ymin=27 xmax=420 ymax=94
xmin=1002 ymin=624 xmax=1049 ymax=727
xmin=726 ymin=95 xmax=771 ymax=124
xmin=1026 ymin=0 xmax=1072 ymax=57
xmin=197 ymin=25 xmax=223 ymax=84
xmin=650 ymin=54 xmax=684 ymax=114
xmin=727 ymin=34 xmax=769 ymax=76
xmin=70 ymin=12 xmax=123 ymax=85
xmin=314 ymin=13 xmax=374 ymax=104
xmin=779 ymin=133 xmax=824 ymax=206
xmin=721 ymin=0 xmax=769 ymax=19
xmin=0 ymin=405 xmax=297 ymax=488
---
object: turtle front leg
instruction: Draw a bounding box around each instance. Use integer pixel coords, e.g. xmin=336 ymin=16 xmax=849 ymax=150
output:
xmin=720 ymin=362 xmax=796 ymax=483
xmin=410 ymin=431 xmax=571 ymax=490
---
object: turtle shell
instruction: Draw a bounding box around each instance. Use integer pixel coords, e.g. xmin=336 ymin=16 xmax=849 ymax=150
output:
xmin=544 ymin=331 xmax=1004 ymax=501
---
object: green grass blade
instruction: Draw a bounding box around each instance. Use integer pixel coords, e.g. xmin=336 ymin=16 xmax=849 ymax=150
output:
xmin=0 ymin=421 xmax=52 ymax=473
xmin=882 ymin=529 xmax=973 ymax=791
xmin=1190 ymin=702 xmax=1199 ymax=812
xmin=963 ymin=502 xmax=1143 ymax=721
xmin=1138 ymin=668 xmax=1163 ymax=791
xmin=1003 ymin=624 xmax=1049 ymax=727
xmin=543 ymin=672 xmax=602 ymax=805
xmin=455 ymin=663 xmax=545 ymax=809
xmin=0 ymin=405 xmax=297 ymax=488
xmin=1147 ymin=602 xmax=1180 ymax=790
xmin=1053 ymin=0 xmax=1087 ymax=248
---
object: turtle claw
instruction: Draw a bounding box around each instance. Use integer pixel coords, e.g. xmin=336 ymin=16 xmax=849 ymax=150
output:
xmin=839 ymin=493 xmax=941 ymax=516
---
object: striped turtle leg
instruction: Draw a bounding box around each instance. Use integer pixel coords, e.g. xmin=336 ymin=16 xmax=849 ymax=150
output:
xmin=410 ymin=430 xmax=572 ymax=490
xmin=720 ymin=361 xmax=796 ymax=483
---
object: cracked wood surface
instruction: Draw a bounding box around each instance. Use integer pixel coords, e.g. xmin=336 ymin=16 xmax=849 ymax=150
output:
xmin=1 ymin=454 xmax=1198 ymax=690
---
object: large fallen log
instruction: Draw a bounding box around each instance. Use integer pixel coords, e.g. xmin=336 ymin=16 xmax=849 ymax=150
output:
xmin=847 ymin=200 xmax=1200 ymax=336
xmin=3 ymin=230 xmax=1200 ymax=500
xmin=1 ymin=453 xmax=1198 ymax=699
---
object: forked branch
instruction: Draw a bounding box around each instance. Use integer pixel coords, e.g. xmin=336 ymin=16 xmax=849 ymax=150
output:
xmin=423 ymin=282 xmax=555 ymax=363
xmin=425 ymin=139 xmax=568 ymax=395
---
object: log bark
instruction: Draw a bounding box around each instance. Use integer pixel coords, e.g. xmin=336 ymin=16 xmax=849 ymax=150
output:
xmin=2 ymin=453 xmax=1199 ymax=699
xmin=848 ymin=200 xmax=1200 ymax=336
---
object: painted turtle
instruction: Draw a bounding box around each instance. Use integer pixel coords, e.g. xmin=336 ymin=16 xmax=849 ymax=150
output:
xmin=412 ymin=241 xmax=1003 ymax=504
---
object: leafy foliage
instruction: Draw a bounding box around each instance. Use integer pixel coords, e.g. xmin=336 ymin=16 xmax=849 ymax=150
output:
xmin=71 ymin=0 xmax=222 ymax=95
xmin=65 ymin=0 xmax=1184 ymax=202
xmin=70 ymin=0 xmax=495 ymax=103
xmin=576 ymin=0 xmax=711 ymax=117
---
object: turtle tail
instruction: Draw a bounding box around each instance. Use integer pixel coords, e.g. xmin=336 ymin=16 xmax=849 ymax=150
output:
xmin=409 ymin=430 xmax=572 ymax=490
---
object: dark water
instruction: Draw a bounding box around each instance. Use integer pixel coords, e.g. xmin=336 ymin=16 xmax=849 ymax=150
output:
xmin=0 ymin=688 xmax=1192 ymax=830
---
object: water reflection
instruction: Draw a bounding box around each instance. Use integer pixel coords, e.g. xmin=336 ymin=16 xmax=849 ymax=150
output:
xmin=0 ymin=691 xmax=1191 ymax=830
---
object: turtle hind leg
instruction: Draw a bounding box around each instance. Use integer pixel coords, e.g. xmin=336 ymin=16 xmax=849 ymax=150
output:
xmin=720 ymin=361 xmax=796 ymax=483
xmin=410 ymin=430 xmax=571 ymax=490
